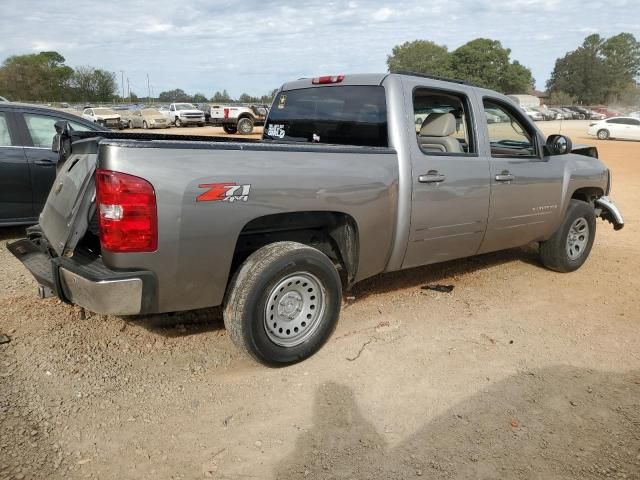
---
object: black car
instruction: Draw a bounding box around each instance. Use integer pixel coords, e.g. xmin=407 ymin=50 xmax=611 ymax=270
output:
xmin=0 ymin=103 xmax=107 ymax=226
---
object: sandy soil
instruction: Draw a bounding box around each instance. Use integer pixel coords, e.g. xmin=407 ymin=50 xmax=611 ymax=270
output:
xmin=1 ymin=120 xmax=639 ymax=480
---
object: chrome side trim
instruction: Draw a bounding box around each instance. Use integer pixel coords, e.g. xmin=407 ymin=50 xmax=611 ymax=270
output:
xmin=59 ymin=268 xmax=143 ymax=315
xmin=595 ymin=196 xmax=624 ymax=230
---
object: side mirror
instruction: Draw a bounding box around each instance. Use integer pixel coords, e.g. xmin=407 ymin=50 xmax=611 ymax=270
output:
xmin=545 ymin=134 xmax=572 ymax=156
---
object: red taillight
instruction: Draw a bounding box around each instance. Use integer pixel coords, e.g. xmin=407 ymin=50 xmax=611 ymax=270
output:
xmin=312 ymin=75 xmax=345 ymax=85
xmin=95 ymin=169 xmax=157 ymax=253
xmin=223 ymin=108 xmax=229 ymax=119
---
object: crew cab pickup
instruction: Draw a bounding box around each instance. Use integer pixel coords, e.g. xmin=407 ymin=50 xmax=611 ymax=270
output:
xmin=8 ymin=73 xmax=624 ymax=366
xmin=209 ymin=104 xmax=267 ymax=134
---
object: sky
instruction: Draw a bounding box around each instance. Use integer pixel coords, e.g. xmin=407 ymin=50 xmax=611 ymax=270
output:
xmin=0 ymin=0 xmax=638 ymax=98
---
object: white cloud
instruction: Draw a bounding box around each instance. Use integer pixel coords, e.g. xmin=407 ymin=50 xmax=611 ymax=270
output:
xmin=371 ymin=7 xmax=394 ymax=21
xmin=0 ymin=0 xmax=638 ymax=95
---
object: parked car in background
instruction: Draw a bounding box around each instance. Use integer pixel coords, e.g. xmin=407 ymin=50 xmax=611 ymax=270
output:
xmin=209 ymin=104 xmax=268 ymax=134
xmin=628 ymin=111 xmax=640 ymax=119
xmin=588 ymin=117 xmax=640 ymax=141
xmin=533 ymin=106 xmax=555 ymax=121
xmin=121 ymin=108 xmax=170 ymax=129
xmin=82 ymin=107 xmax=122 ymax=129
xmin=592 ymin=107 xmax=621 ymax=119
xmin=0 ymin=102 xmax=106 ymax=225
xmin=158 ymin=106 xmax=171 ymax=120
xmin=548 ymin=108 xmax=568 ymax=120
xmin=168 ymin=103 xmax=205 ymax=127
xmin=194 ymin=103 xmax=212 ymax=124
xmin=521 ymin=105 xmax=543 ymax=121
xmin=0 ymin=96 xmax=9 ymax=102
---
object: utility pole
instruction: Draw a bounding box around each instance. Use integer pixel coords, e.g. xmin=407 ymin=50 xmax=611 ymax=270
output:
xmin=147 ymin=73 xmax=151 ymax=103
xmin=127 ymin=77 xmax=131 ymax=103
xmin=120 ymin=70 xmax=125 ymax=102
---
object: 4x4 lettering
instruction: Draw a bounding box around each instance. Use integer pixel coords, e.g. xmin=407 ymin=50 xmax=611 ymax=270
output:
xmin=197 ymin=183 xmax=251 ymax=202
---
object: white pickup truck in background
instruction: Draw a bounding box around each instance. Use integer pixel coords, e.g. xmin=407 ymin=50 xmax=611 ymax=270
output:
xmin=209 ymin=104 xmax=268 ymax=134
xmin=168 ymin=103 xmax=205 ymax=127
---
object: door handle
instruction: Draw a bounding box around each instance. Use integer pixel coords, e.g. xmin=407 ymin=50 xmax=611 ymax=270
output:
xmin=34 ymin=159 xmax=55 ymax=166
xmin=495 ymin=171 xmax=514 ymax=182
xmin=418 ymin=171 xmax=446 ymax=183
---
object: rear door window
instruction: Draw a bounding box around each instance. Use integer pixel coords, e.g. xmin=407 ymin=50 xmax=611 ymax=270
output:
xmin=0 ymin=112 xmax=15 ymax=146
xmin=24 ymin=113 xmax=92 ymax=148
xmin=264 ymin=86 xmax=388 ymax=147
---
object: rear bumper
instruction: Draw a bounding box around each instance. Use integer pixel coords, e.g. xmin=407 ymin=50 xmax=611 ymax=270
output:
xmin=7 ymin=239 xmax=157 ymax=315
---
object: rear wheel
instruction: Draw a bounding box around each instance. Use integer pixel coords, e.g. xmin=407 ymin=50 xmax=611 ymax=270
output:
xmin=224 ymin=241 xmax=342 ymax=366
xmin=237 ymin=117 xmax=254 ymax=134
xmin=539 ymin=199 xmax=596 ymax=272
xmin=597 ymin=129 xmax=610 ymax=140
xmin=223 ymin=125 xmax=237 ymax=134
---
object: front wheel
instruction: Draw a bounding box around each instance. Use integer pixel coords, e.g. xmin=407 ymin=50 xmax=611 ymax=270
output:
xmin=174 ymin=118 xmax=182 ymax=127
xmin=224 ymin=241 xmax=342 ymax=366
xmin=597 ymin=129 xmax=610 ymax=140
xmin=128 ymin=120 xmax=133 ymax=129
xmin=539 ymin=199 xmax=596 ymax=272
xmin=142 ymin=121 xmax=148 ymax=129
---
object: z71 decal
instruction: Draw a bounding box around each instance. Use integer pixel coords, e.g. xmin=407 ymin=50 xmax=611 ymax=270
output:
xmin=197 ymin=183 xmax=251 ymax=203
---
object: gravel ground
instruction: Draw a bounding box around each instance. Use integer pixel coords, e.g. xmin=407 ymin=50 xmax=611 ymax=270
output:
xmin=1 ymin=121 xmax=639 ymax=479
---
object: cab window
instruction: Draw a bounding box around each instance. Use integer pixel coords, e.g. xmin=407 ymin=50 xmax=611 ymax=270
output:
xmin=412 ymin=88 xmax=475 ymax=155
xmin=483 ymin=99 xmax=536 ymax=157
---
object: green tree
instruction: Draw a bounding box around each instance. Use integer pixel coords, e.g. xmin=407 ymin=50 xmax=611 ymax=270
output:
xmin=69 ymin=66 xmax=118 ymax=102
xmin=0 ymin=51 xmax=73 ymax=101
xmin=547 ymin=33 xmax=640 ymax=104
xmin=450 ymin=38 xmax=534 ymax=93
xmin=192 ymin=92 xmax=208 ymax=103
xmin=386 ymin=40 xmax=452 ymax=77
xmin=547 ymin=91 xmax=576 ymax=106
xmin=211 ymin=89 xmax=232 ymax=102
xmin=158 ymin=88 xmax=191 ymax=102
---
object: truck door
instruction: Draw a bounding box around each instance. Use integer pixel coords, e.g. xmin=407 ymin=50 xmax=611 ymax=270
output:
xmin=402 ymin=84 xmax=491 ymax=269
xmin=476 ymin=97 xmax=564 ymax=254
xmin=0 ymin=110 xmax=33 ymax=223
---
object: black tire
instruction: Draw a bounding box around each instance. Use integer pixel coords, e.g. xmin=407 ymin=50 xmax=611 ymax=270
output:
xmin=223 ymin=125 xmax=237 ymax=134
xmin=198 ymin=123 xmax=205 ymax=127
xmin=142 ymin=121 xmax=148 ymax=129
xmin=224 ymin=241 xmax=342 ymax=366
xmin=175 ymin=118 xmax=182 ymax=127
xmin=237 ymin=117 xmax=254 ymax=134
xmin=597 ymin=129 xmax=610 ymax=140
xmin=539 ymin=199 xmax=596 ymax=273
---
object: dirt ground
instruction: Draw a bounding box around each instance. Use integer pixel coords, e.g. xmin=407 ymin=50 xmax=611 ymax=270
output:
xmin=1 ymin=120 xmax=639 ymax=480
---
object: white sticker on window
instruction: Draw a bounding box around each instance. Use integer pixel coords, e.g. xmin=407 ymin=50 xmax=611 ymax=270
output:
xmin=267 ymin=124 xmax=286 ymax=139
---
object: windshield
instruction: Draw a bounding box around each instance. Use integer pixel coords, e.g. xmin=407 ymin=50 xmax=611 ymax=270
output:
xmin=175 ymin=103 xmax=196 ymax=111
xmin=94 ymin=108 xmax=117 ymax=115
xmin=264 ymin=86 xmax=388 ymax=147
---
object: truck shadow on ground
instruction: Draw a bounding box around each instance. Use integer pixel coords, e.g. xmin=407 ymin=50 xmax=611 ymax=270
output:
xmin=132 ymin=245 xmax=541 ymax=336
xmin=274 ymin=366 xmax=640 ymax=479
xmin=349 ymin=244 xmax=540 ymax=303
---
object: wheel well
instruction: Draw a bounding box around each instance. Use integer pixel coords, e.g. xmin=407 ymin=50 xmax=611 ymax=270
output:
xmin=231 ymin=212 xmax=359 ymax=287
xmin=571 ymin=187 xmax=604 ymax=205
xmin=237 ymin=114 xmax=254 ymax=122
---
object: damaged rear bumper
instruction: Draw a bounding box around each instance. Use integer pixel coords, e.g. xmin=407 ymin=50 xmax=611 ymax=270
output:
xmin=595 ymin=196 xmax=624 ymax=231
xmin=7 ymin=239 xmax=156 ymax=315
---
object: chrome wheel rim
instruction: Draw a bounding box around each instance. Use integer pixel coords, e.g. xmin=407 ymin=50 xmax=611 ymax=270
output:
xmin=264 ymin=272 xmax=326 ymax=347
xmin=566 ymin=217 xmax=589 ymax=260
xmin=239 ymin=119 xmax=252 ymax=134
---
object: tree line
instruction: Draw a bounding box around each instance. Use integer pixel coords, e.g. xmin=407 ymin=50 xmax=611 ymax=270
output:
xmin=387 ymin=33 xmax=639 ymax=105
xmin=2 ymin=33 xmax=638 ymax=106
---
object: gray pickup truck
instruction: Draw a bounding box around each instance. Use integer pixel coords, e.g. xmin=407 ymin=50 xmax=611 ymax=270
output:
xmin=8 ymin=73 xmax=624 ymax=366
